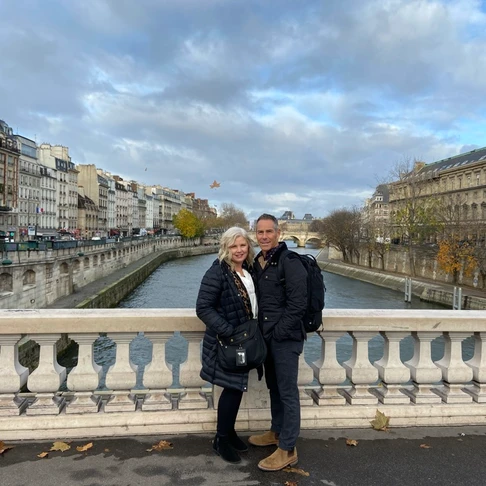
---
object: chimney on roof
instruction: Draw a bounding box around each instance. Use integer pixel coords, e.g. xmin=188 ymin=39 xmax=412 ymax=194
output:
xmin=413 ymin=161 xmax=426 ymax=172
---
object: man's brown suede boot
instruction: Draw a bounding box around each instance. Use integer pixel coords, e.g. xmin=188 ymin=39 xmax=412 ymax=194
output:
xmin=258 ymin=447 xmax=298 ymax=471
xmin=248 ymin=430 xmax=279 ymax=447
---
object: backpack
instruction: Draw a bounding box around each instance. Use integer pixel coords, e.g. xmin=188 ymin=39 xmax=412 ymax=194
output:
xmin=278 ymin=251 xmax=326 ymax=333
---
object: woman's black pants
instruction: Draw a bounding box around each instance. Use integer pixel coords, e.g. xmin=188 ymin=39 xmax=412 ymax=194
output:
xmin=217 ymin=387 xmax=243 ymax=436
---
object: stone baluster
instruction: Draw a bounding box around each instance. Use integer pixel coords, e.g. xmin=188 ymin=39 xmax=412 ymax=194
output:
xmin=342 ymin=332 xmax=378 ymax=404
xmin=404 ymin=332 xmax=442 ymax=403
xmin=312 ymin=332 xmax=346 ymax=405
xmin=142 ymin=332 xmax=173 ymax=410
xmin=26 ymin=334 xmax=66 ymax=415
xmin=104 ymin=333 xmax=138 ymax=412
xmin=298 ymin=347 xmax=315 ymax=406
xmin=0 ymin=334 xmax=29 ymax=415
xmin=374 ymin=332 xmax=410 ymax=404
xmin=466 ymin=332 xmax=486 ymax=402
xmin=434 ymin=332 xmax=473 ymax=403
xmin=179 ymin=332 xmax=207 ymax=409
xmin=66 ymin=333 xmax=102 ymax=413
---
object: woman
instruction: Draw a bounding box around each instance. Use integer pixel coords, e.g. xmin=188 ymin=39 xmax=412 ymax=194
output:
xmin=196 ymin=226 xmax=257 ymax=464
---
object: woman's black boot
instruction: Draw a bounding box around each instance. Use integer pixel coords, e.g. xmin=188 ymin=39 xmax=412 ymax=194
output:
xmin=228 ymin=429 xmax=248 ymax=452
xmin=213 ymin=434 xmax=241 ymax=464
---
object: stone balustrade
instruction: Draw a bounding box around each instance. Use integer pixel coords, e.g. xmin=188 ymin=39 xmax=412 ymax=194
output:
xmin=1 ymin=308 xmax=486 ymax=440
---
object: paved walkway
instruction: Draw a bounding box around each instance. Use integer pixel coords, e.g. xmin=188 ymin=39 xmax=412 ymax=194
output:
xmin=1 ymin=426 xmax=485 ymax=485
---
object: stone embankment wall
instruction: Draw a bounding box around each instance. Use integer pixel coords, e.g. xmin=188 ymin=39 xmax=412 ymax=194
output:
xmin=320 ymin=258 xmax=486 ymax=310
xmin=328 ymin=245 xmax=483 ymax=288
xmin=0 ymin=237 xmax=195 ymax=309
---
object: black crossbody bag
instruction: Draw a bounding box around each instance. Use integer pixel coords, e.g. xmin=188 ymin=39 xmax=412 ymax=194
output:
xmin=217 ymin=319 xmax=267 ymax=373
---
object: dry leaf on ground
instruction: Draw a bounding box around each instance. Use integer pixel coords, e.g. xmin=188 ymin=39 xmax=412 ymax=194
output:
xmin=37 ymin=452 xmax=49 ymax=458
xmin=146 ymin=440 xmax=173 ymax=452
xmin=283 ymin=466 xmax=309 ymax=476
xmin=284 ymin=481 xmax=299 ymax=486
xmin=346 ymin=439 xmax=359 ymax=447
xmin=50 ymin=441 xmax=71 ymax=452
xmin=76 ymin=442 xmax=93 ymax=452
xmin=370 ymin=409 xmax=390 ymax=431
xmin=420 ymin=444 xmax=432 ymax=449
xmin=0 ymin=441 xmax=14 ymax=455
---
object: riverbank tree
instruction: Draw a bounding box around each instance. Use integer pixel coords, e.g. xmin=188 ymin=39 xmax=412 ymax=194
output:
xmin=173 ymin=209 xmax=205 ymax=238
xmin=321 ymin=207 xmax=362 ymax=263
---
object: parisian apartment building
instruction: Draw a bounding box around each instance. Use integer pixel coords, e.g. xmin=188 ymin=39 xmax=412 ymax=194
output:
xmin=0 ymin=118 xmax=215 ymax=240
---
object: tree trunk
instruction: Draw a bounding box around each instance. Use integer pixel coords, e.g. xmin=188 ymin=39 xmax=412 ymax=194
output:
xmin=408 ymin=242 xmax=416 ymax=276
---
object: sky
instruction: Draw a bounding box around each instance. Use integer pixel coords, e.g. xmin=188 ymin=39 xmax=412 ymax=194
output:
xmin=1 ymin=0 xmax=486 ymax=222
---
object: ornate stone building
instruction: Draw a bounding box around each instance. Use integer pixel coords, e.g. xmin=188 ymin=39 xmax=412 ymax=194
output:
xmin=388 ymin=147 xmax=486 ymax=242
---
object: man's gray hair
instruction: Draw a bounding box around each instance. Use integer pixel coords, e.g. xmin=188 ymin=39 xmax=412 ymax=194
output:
xmin=256 ymin=213 xmax=278 ymax=230
xmin=218 ymin=226 xmax=255 ymax=268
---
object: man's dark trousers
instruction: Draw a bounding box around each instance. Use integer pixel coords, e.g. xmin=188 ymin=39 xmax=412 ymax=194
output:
xmin=264 ymin=336 xmax=304 ymax=451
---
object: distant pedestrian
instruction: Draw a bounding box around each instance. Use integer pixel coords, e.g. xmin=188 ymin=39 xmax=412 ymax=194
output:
xmin=196 ymin=226 xmax=258 ymax=464
xmin=249 ymin=213 xmax=307 ymax=471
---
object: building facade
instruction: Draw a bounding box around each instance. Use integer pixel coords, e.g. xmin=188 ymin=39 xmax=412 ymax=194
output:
xmin=0 ymin=120 xmax=20 ymax=239
xmin=388 ymin=148 xmax=486 ymax=242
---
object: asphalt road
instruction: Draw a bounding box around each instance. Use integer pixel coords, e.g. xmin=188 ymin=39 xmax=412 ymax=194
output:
xmin=1 ymin=426 xmax=485 ymax=486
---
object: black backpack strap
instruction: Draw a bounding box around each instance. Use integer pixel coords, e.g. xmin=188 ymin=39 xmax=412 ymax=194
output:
xmin=277 ymin=249 xmax=297 ymax=285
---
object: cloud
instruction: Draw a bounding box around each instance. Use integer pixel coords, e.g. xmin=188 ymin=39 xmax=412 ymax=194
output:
xmin=1 ymin=0 xmax=485 ymax=222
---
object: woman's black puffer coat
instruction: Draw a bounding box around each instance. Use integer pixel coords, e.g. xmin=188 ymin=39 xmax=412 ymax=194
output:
xmin=196 ymin=259 xmax=253 ymax=392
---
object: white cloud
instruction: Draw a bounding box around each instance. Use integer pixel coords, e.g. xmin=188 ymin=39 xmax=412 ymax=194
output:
xmin=0 ymin=0 xmax=485 ymax=219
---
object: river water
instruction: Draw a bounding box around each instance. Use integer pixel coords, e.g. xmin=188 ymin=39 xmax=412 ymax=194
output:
xmin=77 ymin=244 xmax=469 ymax=389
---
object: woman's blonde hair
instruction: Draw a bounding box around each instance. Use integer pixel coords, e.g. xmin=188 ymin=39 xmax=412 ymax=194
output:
xmin=218 ymin=226 xmax=255 ymax=269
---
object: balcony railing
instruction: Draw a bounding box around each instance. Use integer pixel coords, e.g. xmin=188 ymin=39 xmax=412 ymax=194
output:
xmin=0 ymin=137 xmax=20 ymax=153
xmin=1 ymin=309 xmax=486 ymax=441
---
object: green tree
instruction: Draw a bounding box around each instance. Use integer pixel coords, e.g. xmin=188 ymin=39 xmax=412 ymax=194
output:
xmin=173 ymin=209 xmax=204 ymax=238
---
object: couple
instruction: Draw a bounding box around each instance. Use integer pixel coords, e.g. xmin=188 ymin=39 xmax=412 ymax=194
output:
xmin=196 ymin=213 xmax=308 ymax=472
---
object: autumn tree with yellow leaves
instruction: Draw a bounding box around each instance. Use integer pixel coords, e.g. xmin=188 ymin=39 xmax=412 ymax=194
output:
xmin=436 ymin=237 xmax=477 ymax=284
xmin=172 ymin=209 xmax=205 ymax=239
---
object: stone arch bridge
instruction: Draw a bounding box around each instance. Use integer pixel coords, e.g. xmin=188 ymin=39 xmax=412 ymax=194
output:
xmin=248 ymin=230 xmax=323 ymax=248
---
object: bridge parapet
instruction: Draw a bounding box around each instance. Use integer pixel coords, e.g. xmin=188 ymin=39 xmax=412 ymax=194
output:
xmin=1 ymin=308 xmax=486 ymax=440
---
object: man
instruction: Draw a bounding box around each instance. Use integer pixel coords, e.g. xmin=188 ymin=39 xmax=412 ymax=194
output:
xmin=249 ymin=213 xmax=307 ymax=471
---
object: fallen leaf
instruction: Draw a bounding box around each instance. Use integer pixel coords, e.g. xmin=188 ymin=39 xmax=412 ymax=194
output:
xmin=76 ymin=442 xmax=93 ymax=452
xmin=370 ymin=409 xmax=390 ymax=431
xmin=420 ymin=444 xmax=431 ymax=449
xmin=283 ymin=466 xmax=309 ymax=476
xmin=284 ymin=481 xmax=299 ymax=486
xmin=146 ymin=440 xmax=173 ymax=452
xmin=346 ymin=439 xmax=359 ymax=447
xmin=104 ymin=448 xmax=110 ymax=452
xmin=0 ymin=441 xmax=14 ymax=455
xmin=50 ymin=441 xmax=71 ymax=452
xmin=37 ymin=452 xmax=49 ymax=458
